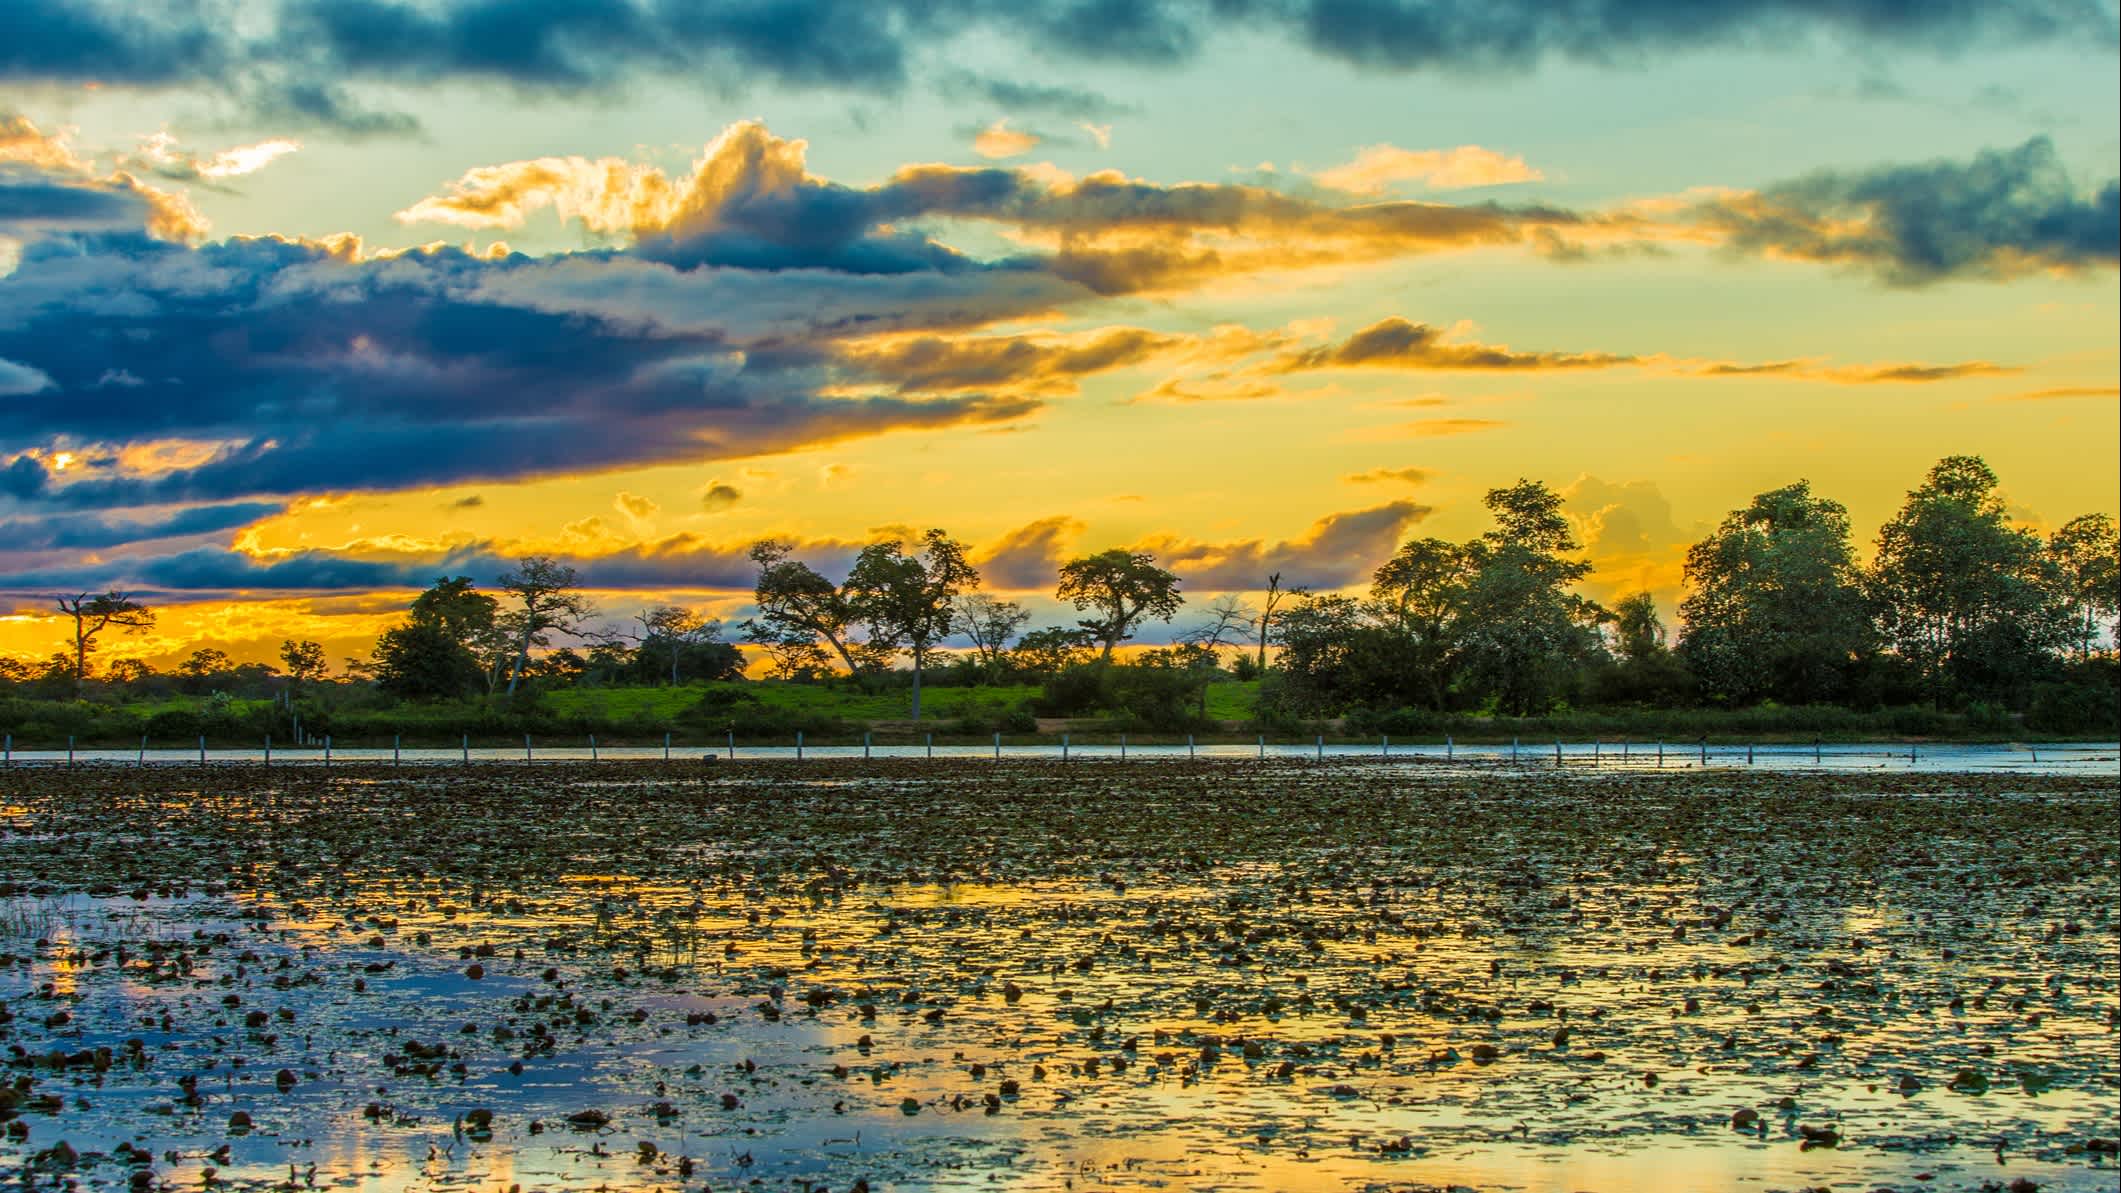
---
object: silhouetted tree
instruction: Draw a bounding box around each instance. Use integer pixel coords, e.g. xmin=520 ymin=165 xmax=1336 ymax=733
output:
xmin=1870 ymin=456 xmax=2065 ymax=706
xmin=743 ymin=540 xmax=871 ymax=680
xmin=1678 ymin=481 xmax=1874 ymax=705
xmin=952 ymin=593 xmax=1032 ymax=683
xmin=1056 ymin=549 xmax=1183 ymax=661
xmin=56 ymin=590 xmax=154 ymax=689
xmin=2047 ymin=513 xmax=2120 ymax=660
xmin=497 ymin=556 xmax=594 ymax=695
xmin=279 ymin=639 xmax=327 ymax=688
xmin=845 ymin=529 xmax=981 ymax=720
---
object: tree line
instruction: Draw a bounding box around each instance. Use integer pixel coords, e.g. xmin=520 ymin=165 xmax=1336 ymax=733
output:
xmin=5 ymin=454 xmax=2115 ymax=733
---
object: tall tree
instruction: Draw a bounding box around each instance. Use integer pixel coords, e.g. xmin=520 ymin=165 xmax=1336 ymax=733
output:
xmin=1677 ymin=481 xmax=1874 ymax=705
xmin=2047 ymin=513 xmax=2120 ymax=660
xmin=1369 ymin=537 xmax=1470 ymax=709
xmin=177 ymin=647 xmax=232 ymax=695
xmin=742 ymin=540 xmax=871 ymax=680
xmin=279 ymin=639 xmax=327 ymax=688
xmin=1870 ymin=456 xmax=2064 ymax=705
xmin=1453 ymin=480 xmax=1605 ymax=715
xmin=55 ymin=591 xmax=155 ymax=689
xmin=952 ymin=593 xmax=1032 ymax=682
xmin=844 ymin=529 xmax=981 ymax=721
xmin=373 ymin=576 xmax=502 ymax=699
xmin=1055 ymin=549 xmax=1183 ymax=661
xmin=497 ymin=556 xmax=594 ymax=696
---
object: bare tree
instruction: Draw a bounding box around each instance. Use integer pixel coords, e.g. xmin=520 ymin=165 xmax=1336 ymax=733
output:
xmin=1254 ymin=572 xmax=1298 ymax=672
xmin=1178 ymin=594 xmax=1255 ymax=717
xmin=497 ymin=556 xmax=595 ymax=695
xmin=56 ymin=591 xmax=155 ymax=690
xmin=951 ymin=593 xmax=1032 ymax=682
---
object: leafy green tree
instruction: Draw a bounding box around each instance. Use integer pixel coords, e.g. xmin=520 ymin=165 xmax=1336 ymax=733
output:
xmin=1611 ymin=593 xmax=1665 ymax=663
xmin=1368 ymin=536 xmax=1470 ymax=709
xmin=1870 ymin=456 xmax=2066 ymax=706
xmin=372 ymin=576 xmax=500 ymax=700
xmin=2047 ymin=513 xmax=2119 ymax=660
xmin=1453 ymin=480 xmax=1606 ymax=714
xmin=56 ymin=590 xmax=155 ymax=689
xmin=1678 ymin=481 xmax=1874 ymax=705
xmin=844 ymin=529 xmax=981 ymax=721
xmin=1055 ymin=549 xmax=1183 ymax=661
xmin=497 ymin=556 xmax=594 ymax=695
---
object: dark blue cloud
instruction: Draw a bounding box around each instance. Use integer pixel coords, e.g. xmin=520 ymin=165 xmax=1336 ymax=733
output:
xmin=1700 ymin=136 xmax=2120 ymax=284
xmin=0 ymin=230 xmax=1045 ymax=511
xmin=2 ymin=0 xmax=2111 ymax=130
xmin=0 ymin=502 xmax=282 ymax=552
xmin=0 ymin=168 xmax=153 ymax=233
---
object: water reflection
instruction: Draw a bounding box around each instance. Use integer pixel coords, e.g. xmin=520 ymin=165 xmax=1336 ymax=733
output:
xmin=0 ymin=760 xmax=2114 ymax=1191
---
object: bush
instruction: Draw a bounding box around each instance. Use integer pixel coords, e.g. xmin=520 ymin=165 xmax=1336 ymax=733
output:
xmin=1032 ymin=665 xmax=1106 ymax=717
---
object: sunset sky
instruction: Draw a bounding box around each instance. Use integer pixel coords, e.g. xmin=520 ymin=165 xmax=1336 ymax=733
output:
xmin=2 ymin=1 xmax=2117 ymax=671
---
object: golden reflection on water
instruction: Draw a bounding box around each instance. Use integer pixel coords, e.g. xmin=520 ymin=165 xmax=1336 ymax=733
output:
xmin=0 ymin=761 xmax=2114 ymax=1192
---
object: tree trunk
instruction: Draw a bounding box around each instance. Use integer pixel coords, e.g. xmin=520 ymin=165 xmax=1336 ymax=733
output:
xmin=506 ymin=622 xmax=533 ymax=695
xmin=911 ymin=647 xmax=924 ymax=722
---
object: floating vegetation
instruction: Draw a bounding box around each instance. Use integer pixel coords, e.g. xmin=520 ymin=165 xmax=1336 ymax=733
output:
xmin=0 ymin=760 xmax=2113 ymax=1191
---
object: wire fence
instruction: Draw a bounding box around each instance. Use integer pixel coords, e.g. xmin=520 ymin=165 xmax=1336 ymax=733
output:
xmin=1 ymin=730 xmax=2113 ymax=774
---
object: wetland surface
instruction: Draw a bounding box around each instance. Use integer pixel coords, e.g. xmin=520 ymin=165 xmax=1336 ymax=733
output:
xmin=1 ymin=761 xmax=2115 ymax=1192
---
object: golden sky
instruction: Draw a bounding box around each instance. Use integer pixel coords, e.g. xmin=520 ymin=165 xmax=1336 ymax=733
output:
xmin=2 ymin=5 xmax=2115 ymax=670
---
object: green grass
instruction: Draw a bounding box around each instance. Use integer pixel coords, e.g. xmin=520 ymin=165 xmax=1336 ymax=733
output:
xmin=543 ymin=681 xmax=1044 ymax=723
xmin=543 ymin=680 xmax=1262 ymax=724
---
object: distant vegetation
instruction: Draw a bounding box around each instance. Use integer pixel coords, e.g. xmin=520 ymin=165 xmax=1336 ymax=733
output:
xmin=3 ymin=455 xmax=2114 ymax=746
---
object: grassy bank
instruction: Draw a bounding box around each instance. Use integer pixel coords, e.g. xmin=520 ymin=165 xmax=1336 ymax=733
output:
xmin=1 ymin=679 xmax=2112 ymax=748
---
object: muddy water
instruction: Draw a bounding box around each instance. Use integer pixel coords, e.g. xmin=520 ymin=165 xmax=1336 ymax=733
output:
xmin=0 ymin=761 xmax=2114 ymax=1192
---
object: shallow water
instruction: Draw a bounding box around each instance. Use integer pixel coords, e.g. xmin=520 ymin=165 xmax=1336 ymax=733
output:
xmin=1 ymin=761 xmax=2115 ymax=1192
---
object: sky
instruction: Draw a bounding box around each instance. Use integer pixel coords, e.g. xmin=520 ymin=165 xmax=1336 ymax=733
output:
xmin=1 ymin=0 xmax=2117 ymax=672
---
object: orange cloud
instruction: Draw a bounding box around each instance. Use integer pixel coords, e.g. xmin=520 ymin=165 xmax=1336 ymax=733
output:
xmin=1313 ymin=144 xmax=1544 ymax=194
xmin=972 ymin=119 xmax=1040 ymax=159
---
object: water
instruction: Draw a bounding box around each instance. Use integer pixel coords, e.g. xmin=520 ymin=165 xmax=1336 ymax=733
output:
xmin=2 ymin=760 xmax=2115 ymax=1191
xmin=5 ymin=740 xmax=2116 ymax=775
